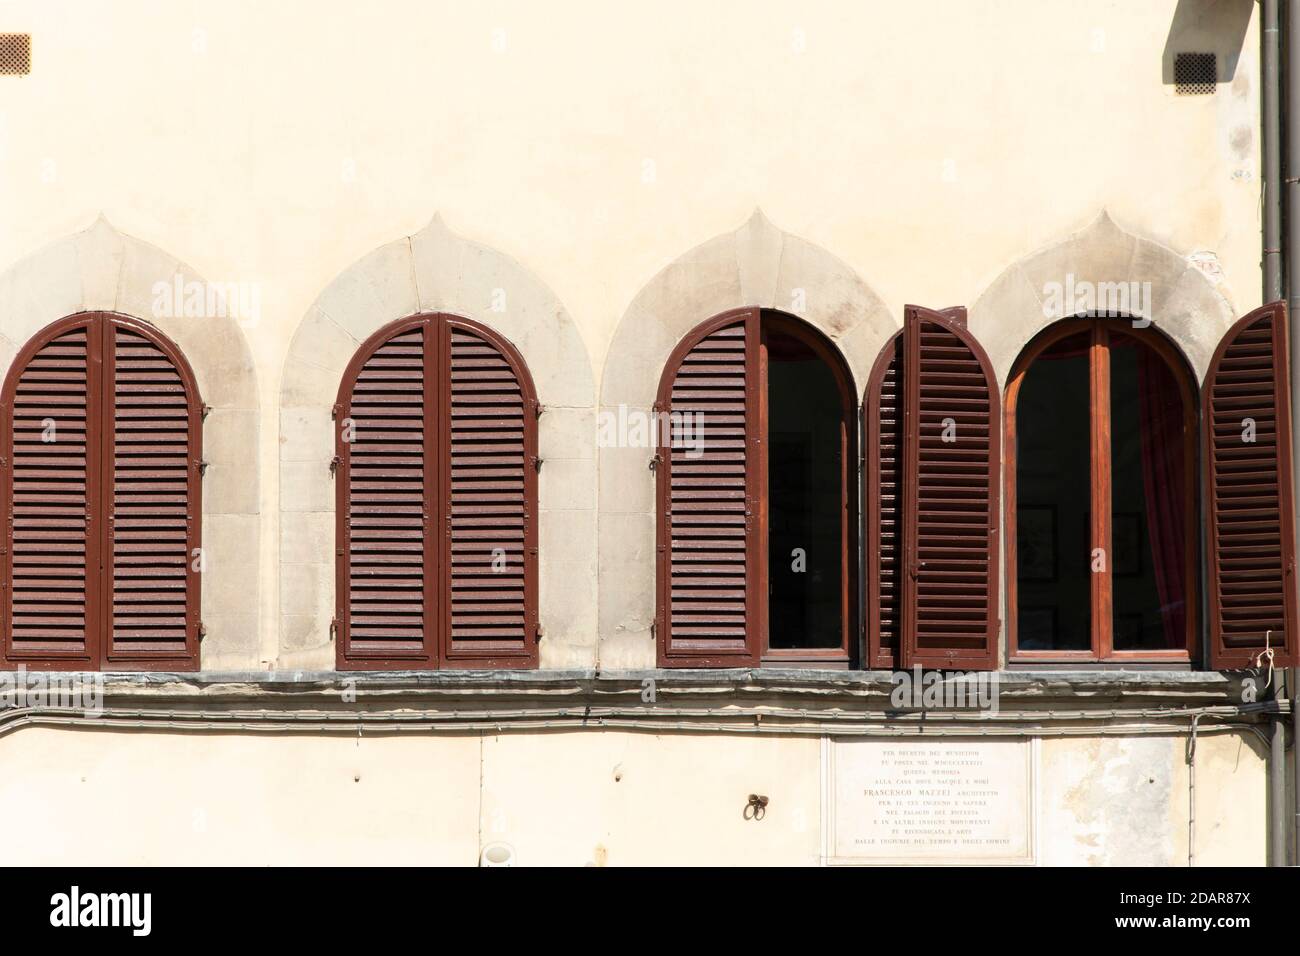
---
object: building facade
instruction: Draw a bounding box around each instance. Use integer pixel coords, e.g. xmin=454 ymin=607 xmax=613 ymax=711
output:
xmin=0 ymin=0 xmax=1293 ymax=865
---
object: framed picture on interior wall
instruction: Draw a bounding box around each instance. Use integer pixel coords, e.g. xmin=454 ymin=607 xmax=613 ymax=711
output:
xmin=1016 ymin=505 xmax=1057 ymax=582
xmin=1017 ymin=606 xmax=1058 ymax=650
xmin=1112 ymin=511 xmax=1143 ymax=578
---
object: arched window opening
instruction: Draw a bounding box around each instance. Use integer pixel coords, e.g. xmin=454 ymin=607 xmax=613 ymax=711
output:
xmin=334 ymin=313 xmax=539 ymax=671
xmin=655 ymin=309 xmax=857 ymax=667
xmin=1 ymin=312 xmax=203 ymax=671
xmin=1006 ymin=319 xmax=1197 ymax=662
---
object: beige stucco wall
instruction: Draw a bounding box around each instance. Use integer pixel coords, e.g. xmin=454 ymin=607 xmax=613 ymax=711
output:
xmin=0 ymin=726 xmax=1266 ymax=865
xmin=0 ymin=0 xmax=1264 ymax=668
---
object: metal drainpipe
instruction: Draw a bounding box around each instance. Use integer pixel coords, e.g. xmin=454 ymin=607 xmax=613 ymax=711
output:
xmin=1281 ymin=0 xmax=1300 ymax=867
xmin=1266 ymin=0 xmax=1283 ymax=298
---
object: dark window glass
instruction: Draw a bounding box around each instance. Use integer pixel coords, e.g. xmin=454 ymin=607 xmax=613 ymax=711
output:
xmin=1015 ymin=333 xmax=1092 ymax=651
xmin=767 ymin=331 xmax=843 ymax=649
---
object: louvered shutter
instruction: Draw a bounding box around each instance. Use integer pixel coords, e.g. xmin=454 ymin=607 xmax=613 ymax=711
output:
xmin=2 ymin=313 xmax=201 ymax=670
xmin=336 ymin=319 xmax=433 ymax=667
xmin=442 ymin=319 xmax=538 ymax=666
xmin=104 ymin=319 xmax=201 ymax=665
xmin=865 ymin=331 xmax=903 ymax=668
xmin=656 ymin=309 xmax=760 ymax=666
xmin=2 ymin=318 xmax=99 ymax=665
xmin=1204 ymin=301 xmax=1298 ymax=668
xmin=336 ymin=314 xmax=539 ymax=670
xmin=901 ymin=305 xmax=1000 ymax=670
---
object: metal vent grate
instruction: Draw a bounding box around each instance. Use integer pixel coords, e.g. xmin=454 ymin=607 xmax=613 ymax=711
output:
xmin=0 ymin=34 xmax=30 ymax=75
xmin=1174 ymin=52 xmax=1215 ymax=94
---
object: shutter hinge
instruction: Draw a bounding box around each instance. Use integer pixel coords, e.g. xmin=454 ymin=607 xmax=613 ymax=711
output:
xmin=0 ymin=456 xmax=7 ymax=470
xmin=330 ymin=455 xmax=342 ymax=476
xmin=331 ymin=403 xmax=342 ymax=420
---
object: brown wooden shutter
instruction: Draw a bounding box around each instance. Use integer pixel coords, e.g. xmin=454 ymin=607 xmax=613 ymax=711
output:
xmin=656 ymin=308 xmax=760 ymax=666
xmin=901 ymin=305 xmax=1000 ymax=670
xmin=865 ymin=330 xmax=903 ymax=668
xmin=336 ymin=318 xmax=433 ymax=668
xmin=442 ymin=318 xmax=538 ymax=667
xmin=1204 ymin=301 xmax=1298 ymax=668
xmin=2 ymin=312 xmax=201 ymax=671
xmin=103 ymin=318 xmax=202 ymax=667
xmin=2 ymin=317 xmax=99 ymax=666
xmin=336 ymin=314 xmax=539 ymax=670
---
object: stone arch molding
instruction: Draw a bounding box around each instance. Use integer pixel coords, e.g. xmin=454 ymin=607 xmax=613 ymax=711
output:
xmin=0 ymin=217 xmax=261 ymax=668
xmin=279 ymin=214 xmax=597 ymax=669
xmin=597 ymin=210 xmax=896 ymax=669
xmin=970 ymin=211 xmax=1236 ymax=386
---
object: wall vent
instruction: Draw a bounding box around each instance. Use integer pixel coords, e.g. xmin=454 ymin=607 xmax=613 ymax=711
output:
xmin=0 ymin=34 xmax=30 ymax=75
xmin=1174 ymin=52 xmax=1215 ymax=95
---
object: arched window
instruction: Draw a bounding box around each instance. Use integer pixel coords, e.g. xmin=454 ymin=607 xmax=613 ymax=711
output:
xmin=654 ymin=308 xmax=857 ymax=667
xmin=1 ymin=312 xmax=203 ymax=671
xmin=1005 ymin=318 xmax=1199 ymax=662
xmin=334 ymin=313 xmax=539 ymax=670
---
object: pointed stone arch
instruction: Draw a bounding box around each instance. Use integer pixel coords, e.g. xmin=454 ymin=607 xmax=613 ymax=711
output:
xmin=969 ymin=211 xmax=1237 ymax=386
xmin=597 ymin=211 xmax=895 ymax=668
xmin=278 ymin=215 xmax=597 ymax=669
xmin=0 ymin=218 xmax=261 ymax=668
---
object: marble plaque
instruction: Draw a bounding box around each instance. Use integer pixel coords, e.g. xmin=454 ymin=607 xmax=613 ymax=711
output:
xmin=825 ymin=738 xmax=1035 ymax=865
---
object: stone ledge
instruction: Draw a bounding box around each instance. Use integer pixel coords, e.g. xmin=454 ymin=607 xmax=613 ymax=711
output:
xmin=0 ymin=668 xmax=1275 ymax=719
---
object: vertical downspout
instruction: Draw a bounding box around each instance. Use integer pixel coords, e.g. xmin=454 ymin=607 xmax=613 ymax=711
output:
xmin=1282 ymin=0 xmax=1300 ymax=867
xmin=1266 ymin=0 xmax=1283 ymax=299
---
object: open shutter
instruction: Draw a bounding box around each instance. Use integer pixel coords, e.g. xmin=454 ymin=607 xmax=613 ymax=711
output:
xmin=901 ymin=305 xmax=1000 ymax=670
xmin=442 ymin=319 xmax=538 ymax=667
xmin=865 ymin=331 xmax=904 ymax=668
xmin=336 ymin=318 xmax=434 ymax=668
xmin=103 ymin=318 xmax=202 ymax=667
xmin=657 ymin=308 xmax=760 ymax=666
xmin=1204 ymin=301 xmax=1298 ymax=668
xmin=2 ymin=317 xmax=100 ymax=666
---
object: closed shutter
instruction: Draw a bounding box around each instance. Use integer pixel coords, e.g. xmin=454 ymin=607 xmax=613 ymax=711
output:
xmin=865 ymin=330 xmax=903 ymax=668
xmin=656 ymin=308 xmax=760 ymax=666
xmin=901 ymin=305 xmax=1000 ymax=670
xmin=1204 ymin=301 xmax=1298 ymax=668
xmin=104 ymin=320 xmax=201 ymax=664
xmin=336 ymin=319 xmax=433 ymax=667
xmin=2 ymin=319 xmax=99 ymax=665
xmin=335 ymin=314 xmax=539 ymax=670
xmin=2 ymin=312 xmax=202 ymax=670
xmin=442 ymin=319 xmax=538 ymax=666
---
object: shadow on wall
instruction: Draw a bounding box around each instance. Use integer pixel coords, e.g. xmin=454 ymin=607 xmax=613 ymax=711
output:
xmin=1161 ymin=0 xmax=1253 ymax=86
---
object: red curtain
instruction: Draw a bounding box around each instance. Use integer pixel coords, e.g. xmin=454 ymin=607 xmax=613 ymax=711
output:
xmin=1136 ymin=349 xmax=1187 ymax=648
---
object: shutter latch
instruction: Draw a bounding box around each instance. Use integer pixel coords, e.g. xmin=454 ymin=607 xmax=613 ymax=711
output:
xmin=531 ymin=455 xmax=544 ymax=472
xmin=196 ymin=458 xmax=210 ymax=476
xmin=198 ymin=621 xmax=207 ymax=641
xmin=533 ymin=400 xmax=544 ymax=419
xmin=201 ymin=403 xmax=212 ymax=420
xmin=330 ymin=455 xmax=342 ymax=476
xmin=650 ymin=454 xmax=662 ymax=473
xmin=330 ymin=617 xmax=339 ymax=641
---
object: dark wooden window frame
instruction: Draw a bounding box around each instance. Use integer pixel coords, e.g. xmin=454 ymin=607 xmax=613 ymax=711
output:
xmin=1004 ymin=317 xmax=1199 ymax=664
xmin=334 ymin=312 xmax=540 ymax=671
xmin=0 ymin=311 xmax=204 ymax=672
xmin=654 ymin=308 xmax=858 ymax=668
